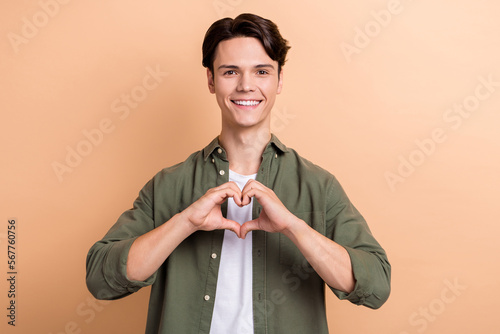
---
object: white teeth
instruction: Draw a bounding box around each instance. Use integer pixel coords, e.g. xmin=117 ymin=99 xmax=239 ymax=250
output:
xmin=233 ymin=100 xmax=260 ymax=106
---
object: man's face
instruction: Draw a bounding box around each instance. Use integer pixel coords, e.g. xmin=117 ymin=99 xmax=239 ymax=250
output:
xmin=207 ymin=37 xmax=283 ymax=131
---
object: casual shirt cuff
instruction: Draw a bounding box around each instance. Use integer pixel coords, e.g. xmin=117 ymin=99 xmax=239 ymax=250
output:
xmin=330 ymin=246 xmax=382 ymax=307
xmin=103 ymin=238 xmax=156 ymax=294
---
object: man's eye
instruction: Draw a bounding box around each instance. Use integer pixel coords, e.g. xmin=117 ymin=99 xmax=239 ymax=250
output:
xmin=224 ymin=70 xmax=236 ymax=75
xmin=257 ymin=70 xmax=268 ymax=75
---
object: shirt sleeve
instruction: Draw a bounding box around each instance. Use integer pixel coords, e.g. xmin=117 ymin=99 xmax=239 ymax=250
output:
xmin=325 ymin=177 xmax=391 ymax=309
xmin=85 ymin=178 xmax=158 ymax=300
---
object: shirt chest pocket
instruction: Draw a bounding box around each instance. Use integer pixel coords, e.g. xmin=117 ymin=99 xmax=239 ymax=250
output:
xmin=279 ymin=211 xmax=326 ymax=266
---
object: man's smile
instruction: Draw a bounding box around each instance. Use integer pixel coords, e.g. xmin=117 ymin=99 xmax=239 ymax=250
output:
xmin=231 ymin=99 xmax=262 ymax=107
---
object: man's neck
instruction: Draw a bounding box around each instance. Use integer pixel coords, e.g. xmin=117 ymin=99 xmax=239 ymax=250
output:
xmin=219 ymin=127 xmax=271 ymax=175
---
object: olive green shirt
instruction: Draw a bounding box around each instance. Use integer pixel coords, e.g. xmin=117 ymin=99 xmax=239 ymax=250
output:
xmin=86 ymin=135 xmax=391 ymax=334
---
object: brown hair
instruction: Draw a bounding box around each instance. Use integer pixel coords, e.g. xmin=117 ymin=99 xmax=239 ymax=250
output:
xmin=202 ymin=13 xmax=291 ymax=75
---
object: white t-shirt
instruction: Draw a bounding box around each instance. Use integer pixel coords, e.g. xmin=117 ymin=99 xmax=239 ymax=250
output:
xmin=209 ymin=170 xmax=256 ymax=334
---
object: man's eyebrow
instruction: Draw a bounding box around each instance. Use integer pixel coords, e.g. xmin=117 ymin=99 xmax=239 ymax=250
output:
xmin=218 ymin=65 xmax=239 ymax=70
xmin=217 ymin=64 xmax=276 ymax=70
xmin=255 ymin=64 xmax=275 ymax=69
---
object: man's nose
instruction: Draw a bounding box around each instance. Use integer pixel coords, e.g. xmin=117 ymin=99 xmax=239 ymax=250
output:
xmin=237 ymin=73 xmax=255 ymax=92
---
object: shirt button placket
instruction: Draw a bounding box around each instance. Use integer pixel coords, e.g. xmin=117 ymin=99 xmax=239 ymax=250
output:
xmin=214 ymin=148 xmax=226 ymax=177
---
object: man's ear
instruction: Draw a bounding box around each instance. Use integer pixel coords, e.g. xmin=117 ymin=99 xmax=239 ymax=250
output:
xmin=207 ymin=68 xmax=215 ymax=94
xmin=277 ymin=68 xmax=284 ymax=94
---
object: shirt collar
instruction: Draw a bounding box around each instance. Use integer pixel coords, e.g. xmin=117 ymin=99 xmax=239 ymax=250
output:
xmin=202 ymin=133 xmax=288 ymax=161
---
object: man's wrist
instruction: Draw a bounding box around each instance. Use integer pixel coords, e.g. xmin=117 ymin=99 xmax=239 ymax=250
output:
xmin=281 ymin=216 xmax=309 ymax=241
xmin=174 ymin=211 xmax=199 ymax=236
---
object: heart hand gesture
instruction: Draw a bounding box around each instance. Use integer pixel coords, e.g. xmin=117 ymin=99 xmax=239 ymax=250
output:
xmin=182 ymin=180 xmax=298 ymax=239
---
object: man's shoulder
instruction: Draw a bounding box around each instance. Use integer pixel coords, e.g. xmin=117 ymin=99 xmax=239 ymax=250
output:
xmin=155 ymin=136 xmax=219 ymax=177
xmin=155 ymin=149 xmax=204 ymax=179
xmin=278 ymin=146 xmax=346 ymax=211
xmin=283 ymin=146 xmax=335 ymax=182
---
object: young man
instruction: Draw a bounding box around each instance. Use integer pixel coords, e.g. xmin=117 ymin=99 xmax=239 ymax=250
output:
xmin=86 ymin=13 xmax=391 ymax=334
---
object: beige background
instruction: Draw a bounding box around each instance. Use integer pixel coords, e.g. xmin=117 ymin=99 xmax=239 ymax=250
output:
xmin=2 ymin=0 xmax=499 ymax=333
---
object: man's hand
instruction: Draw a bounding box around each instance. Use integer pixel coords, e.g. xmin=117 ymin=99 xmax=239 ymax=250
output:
xmin=180 ymin=182 xmax=243 ymax=236
xmin=239 ymin=179 xmax=300 ymax=239
xmin=181 ymin=180 xmax=300 ymax=239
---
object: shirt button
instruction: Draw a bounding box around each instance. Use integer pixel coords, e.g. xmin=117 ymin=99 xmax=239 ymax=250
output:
xmin=217 ymin=148 xmax=222 ymax=154
xmin=219 ymin=170 xmax=225 ymax=176
xmin=275 ymin=153 xmax=278 ymax=159
xmin=204 ymin=295 xmax=210 ymax=301
xmin=211 ymin=158 xmax=215 ymax=164
xmin=211 ymin=253 xmax=217 ymax=259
